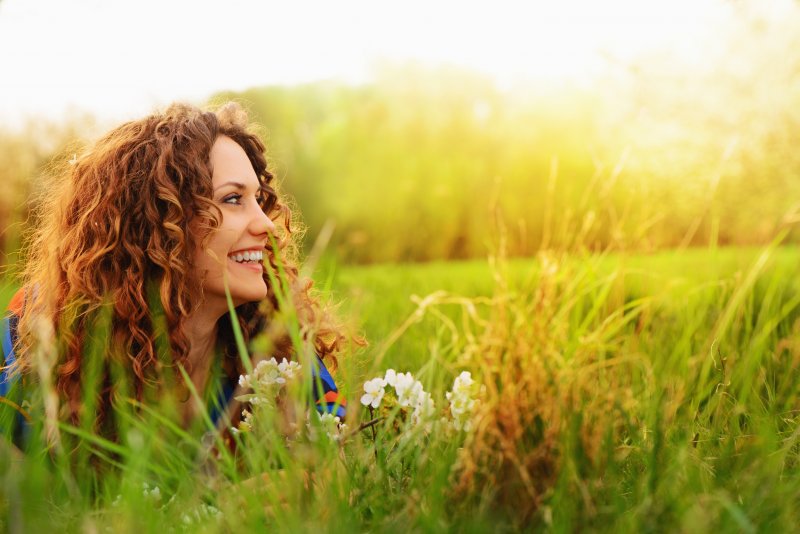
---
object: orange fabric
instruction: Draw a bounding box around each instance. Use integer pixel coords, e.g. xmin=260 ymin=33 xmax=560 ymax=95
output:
xmin=7 ymin=288 xmax=25 ymax=316
xmin=322 ymin=390 xmax=346 ymax=405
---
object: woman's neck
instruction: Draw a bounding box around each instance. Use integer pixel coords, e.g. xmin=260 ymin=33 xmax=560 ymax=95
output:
xmin=181 ymin=305 xmax=223 ymax=400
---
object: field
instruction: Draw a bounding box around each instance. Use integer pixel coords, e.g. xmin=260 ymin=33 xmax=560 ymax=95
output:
xmin=3 ymin=244 xmax=800 ymax=532
xmin=1 ymin=10 xmax=799 ymax=528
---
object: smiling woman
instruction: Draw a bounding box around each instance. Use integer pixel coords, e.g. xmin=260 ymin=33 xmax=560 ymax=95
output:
xmin=198 ymin=136 xmax=276 ymax=308
xmin=0 ymin=102 xmax=349 ymax=450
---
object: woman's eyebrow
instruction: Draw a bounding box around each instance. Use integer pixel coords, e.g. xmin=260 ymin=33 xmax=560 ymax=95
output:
xmin=214 ymin=181 xmax=245 ymax=192
xmin=214 ymin=181 xmax=270 ymax=196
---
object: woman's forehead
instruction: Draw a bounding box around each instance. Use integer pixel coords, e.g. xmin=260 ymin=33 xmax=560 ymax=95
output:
xmin=209 ymin=136 xmax=258 ymax=189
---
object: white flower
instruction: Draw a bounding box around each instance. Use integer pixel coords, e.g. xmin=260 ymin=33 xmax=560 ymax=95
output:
xmin=142 ymin=483 xmax=162 ymax=503
xmin=446 ymin=371 xmax=479 ymax=431
xmin=306 ymin=411 xmax=347 ymax=442
xmin=181 ymin=503 xmax=223 ymax=525
xmin=411 ymin=390 xmax=436 ymax=426
xmin=277 ymin=358 xmax=302 ymax=380
xmin=234 ymin=409 xmax=255 ymax=433
xmin=392 ymin=372 xmax=413 ymax=406
xmin=454 ymin=371 xmax=474 ymax=389
xmin=360 ymin=377 xmax=386 ymax=408
xmin=385 ymin=370 xmax=435 ymax=427
xmin=238 ymin=374 xmax=249 ymax=388
xmin=383 ymin=369 xmax=397 ymax=387
xmin=237 ymin=357 xmax=302 ymax=407
xmin=314 ymin=412 xmax=348 ymax=442
xmin=395 ymin=373 xmax=424 ymax=407
xmin=360 ymin=369 xmax=446 ymax=430
xmin=256 ymin=358 xmax=286 ymax=385
xmin=249 ymin=357 xmax=301 ymax=387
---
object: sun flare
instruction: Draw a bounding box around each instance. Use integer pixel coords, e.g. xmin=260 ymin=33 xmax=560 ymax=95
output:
xmin=0 ymin=0 xmax=773 ymax=124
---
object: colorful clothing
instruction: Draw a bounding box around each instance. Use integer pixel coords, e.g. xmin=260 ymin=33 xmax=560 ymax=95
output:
xmin=0 ymin=289 xmax=24 ymax=397
xmin=1 ymin=287 xmax=346 ymax=442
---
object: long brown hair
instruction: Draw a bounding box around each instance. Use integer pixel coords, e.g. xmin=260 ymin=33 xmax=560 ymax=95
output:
xmin=14 ymin=102 xmax=345 ymax=425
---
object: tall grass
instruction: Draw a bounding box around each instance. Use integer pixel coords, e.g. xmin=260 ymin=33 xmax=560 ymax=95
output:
xmin=2 ymin=237 xmax=800 ymax=530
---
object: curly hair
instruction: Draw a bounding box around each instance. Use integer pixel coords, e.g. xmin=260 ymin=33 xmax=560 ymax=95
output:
xmin=14 ymin=102 xmax=346 ymax=426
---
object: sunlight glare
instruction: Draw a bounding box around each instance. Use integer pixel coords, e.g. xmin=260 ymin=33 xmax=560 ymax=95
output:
xmin=0 ymin=0 xmax=780 ymax=124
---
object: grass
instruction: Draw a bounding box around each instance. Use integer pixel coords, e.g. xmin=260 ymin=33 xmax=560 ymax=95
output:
xmin=323 ymin=246 xmax=800 ymax=373
xmin=2 ymin=244 xmax=800 ymax=531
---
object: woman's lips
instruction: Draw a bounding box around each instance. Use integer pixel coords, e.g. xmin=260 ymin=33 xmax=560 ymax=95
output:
xmin=228 ymin=257 xmax=263 ymax=273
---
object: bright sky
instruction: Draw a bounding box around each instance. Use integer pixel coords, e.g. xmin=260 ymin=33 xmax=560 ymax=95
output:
xmin=0 ymin=0 xmax=763 ymax=128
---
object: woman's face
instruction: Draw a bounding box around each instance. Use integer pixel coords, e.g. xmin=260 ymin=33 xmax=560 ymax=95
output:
xmin=194 ymin=135 xmax=276 ymax=310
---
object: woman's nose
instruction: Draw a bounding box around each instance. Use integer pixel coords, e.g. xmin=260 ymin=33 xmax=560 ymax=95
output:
xmin=249 ymin=202 xmax=276 ymax=236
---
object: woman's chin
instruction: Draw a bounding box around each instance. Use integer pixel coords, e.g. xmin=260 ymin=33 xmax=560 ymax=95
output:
xmin=231 ymin=284 xmax=268 ymax=306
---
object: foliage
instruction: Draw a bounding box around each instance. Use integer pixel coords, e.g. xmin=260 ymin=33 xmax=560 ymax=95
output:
xmin=3 ymin=243 xmax=800 ymax=530
xmin=208 ymin=48 xmax=800 ymax=262
xmin=3 ymin=38 xmax=800 ymax=265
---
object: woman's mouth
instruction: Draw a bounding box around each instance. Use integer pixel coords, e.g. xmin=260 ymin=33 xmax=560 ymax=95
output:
xmin=227 ymin=249 xmax=264 ymax=272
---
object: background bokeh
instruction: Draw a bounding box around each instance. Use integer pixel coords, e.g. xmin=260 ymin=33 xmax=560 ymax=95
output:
xmin=2 ymin=1 xmax=799 ymax=267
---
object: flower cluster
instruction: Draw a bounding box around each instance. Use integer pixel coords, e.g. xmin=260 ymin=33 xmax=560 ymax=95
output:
xmin=141 ymin=482 xmax=162 ymax=503
xmin=234 ymin=409 xmax=256 ymax=434
xmin=445 ymin=371 xmax=479 ymax=431
xmin=239 ymin=357 xmax=301 ymax=390
xmin=234 ymin=359 xmax=481 ymax=443
xmin=181 ymin=503 xmax=224 ymax=526
xmin=308 ymin=412 xmax=348 ymax=443
xmin=237 ymin=357 xmax=301 ymax=406
xmin=360 ymin=369 xmax=436 ymax=428
xmin=111 ymin=483 xmax=166 ymax=508
xmin=233 ymin=357 xmax=302 ymax=435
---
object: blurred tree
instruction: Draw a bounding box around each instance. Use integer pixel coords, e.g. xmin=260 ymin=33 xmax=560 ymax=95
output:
xmin=4 ymin=3 xmax=800 ymax=265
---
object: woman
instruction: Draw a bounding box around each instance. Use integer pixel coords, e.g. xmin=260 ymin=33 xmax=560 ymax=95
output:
xmin=0 ymin=102 xmax=347 ymax=449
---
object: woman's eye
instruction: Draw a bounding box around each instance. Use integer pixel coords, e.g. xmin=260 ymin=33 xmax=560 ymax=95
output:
xmin=223 ymin=194 xmax=242 ymax=205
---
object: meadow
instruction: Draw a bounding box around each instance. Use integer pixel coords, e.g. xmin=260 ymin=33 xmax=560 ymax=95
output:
xmin=1 ymin=15 xmax=799 ymax=529
xmin=2 ymin=243 xmax=800 ymax=531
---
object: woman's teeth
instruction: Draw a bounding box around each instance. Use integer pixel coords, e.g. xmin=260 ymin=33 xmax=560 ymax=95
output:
xmin=229 ymin=250 xmax=264 ymax=263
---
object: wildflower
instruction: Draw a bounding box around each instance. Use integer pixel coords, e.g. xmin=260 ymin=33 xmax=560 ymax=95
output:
xmin=142 ymin=483 xmax=162 ymax=503
xmin=411 ymin=389 xmax=436 ymax=426
xmin=239 ymin=357 xmax=301 ymax=389
xmin=446 ymin=371 xmax=479 ymax=431
xmin=360 ymin=377 xmax=386 ymax=408
xmin=235 ymin=409 xmax=254 ymax=433
xmin=109 ymin=483 xmax=166 ymax=510
xmin=394 ymin=372 xmax=423 ymax=407
xmin=237 ymin=357 xmax=301 ymax=406
xmin=362 ymin=370 xmax=437 ymax=428
xmin=309 ymin=411 xmax=348 ymax=442
xmin=277 ymin=358 xmax=301 ymax=379
xmin=181 ymin=503 xmax=223 ymax=525
xmin=383 ymin=368 xmax=397 ymax=387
